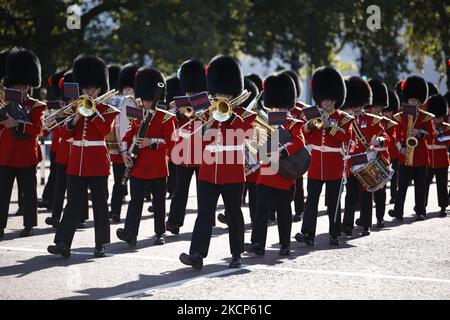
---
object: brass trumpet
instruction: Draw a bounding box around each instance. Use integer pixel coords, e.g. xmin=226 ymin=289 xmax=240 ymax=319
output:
xmin=43 ymin=89 xmax=118 ymax=130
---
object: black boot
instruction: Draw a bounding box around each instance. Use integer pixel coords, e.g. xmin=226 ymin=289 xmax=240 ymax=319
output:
xmin=229 ymin=255 xmax=242 ymax=268
xmin=47 ymin=242 xmax=70 ymax=258
xmin=329 ymin=236 xmax=339 ymax=246
xmin=45 ymin=216 xmax=59 ymax=228
xmin=294 ymin=232 xmax=315 ymax=246
xmin=77 ymin=220 xmax=86 ymax=229
xmin=388 ymin=209 xmax=403 ymax=220
xmin=217 ymin=213 xmax=229 ymax=225
xmin=292 ymin=213 xmax=302 ymax=222
xmin=19 ymin=227 xmax=33 ymax=237
xmin=244 ymin=242 xmax=265 ymax=256
xmin=179 ymin=253 xmax=203 ymax=270
xmin=166 ymin=223 xmax=180 ymax=235
xmin=153 ymin=234 xmax=165 ymax=245
xmin=342 ymin=225 xmax=353 ymax=237
xmin=439 ymin=209 xmax=447 ymax=217
xmin=279 ymin=245 xmax=291 ymax=256
xmin=94 ymin=244 xmax=106 ymax=258
xmin=360 ymin=227 xmax=370 ymax=236
xmin=116 ymin=228 xmax=137 ymax=247
xmin=376 ymin=218 xmax=385 ymax=228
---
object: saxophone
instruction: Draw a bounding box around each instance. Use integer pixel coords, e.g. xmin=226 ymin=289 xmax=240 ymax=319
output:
xmin=404 ymin=113 xmax=419 ymax=166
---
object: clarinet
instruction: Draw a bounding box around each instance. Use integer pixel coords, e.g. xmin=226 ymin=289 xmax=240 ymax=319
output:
xmin=121 ymin=82 xmax=164 ymax=186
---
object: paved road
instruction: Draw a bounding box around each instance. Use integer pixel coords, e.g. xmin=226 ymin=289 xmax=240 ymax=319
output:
xmin=0 ymin=167 xmax=449 ymax=300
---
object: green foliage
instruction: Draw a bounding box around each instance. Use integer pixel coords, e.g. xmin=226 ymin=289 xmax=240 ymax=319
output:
xmin=0 ymin=0 xmax=448 ymax=93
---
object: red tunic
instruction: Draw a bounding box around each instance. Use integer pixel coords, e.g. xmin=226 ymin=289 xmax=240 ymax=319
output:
xmin=303 ymin=110 xmax=353 ymax=181
xmin=65 ymin=103 xmax=119 ymax=177
xmin=394 ymin=110 xmax=436 ymax=167
xmin=198 ymin=114 xmax=248 ymax=185
xmin=426 ymin=122 xmax=450 ymax=169
xmin=0 ymin=97 xmax=46 ymax=168
xmin=123 ymin=108 xmax=176 ymax=180
xmin=257 ymin=119 xmax=306 ymax=190
xmin=350 ymin=112 xmax=390 ymax=165
xmin=56 ymin=126 xmax=72 ymax=166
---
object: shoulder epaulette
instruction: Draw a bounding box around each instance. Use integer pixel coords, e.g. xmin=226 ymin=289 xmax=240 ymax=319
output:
xmin=156 ymin=107 xmax=176 ymax=123
xmin=366 ymin=113 xmax=383 ymax=126
xmin=442 ymin=122 xmax=450 ymax=132
xmin=393 ymin=112 xmax=402 ymax=122
xmin=30 ymin=98 xmax=46 ymax=110
xmin=384 ymin=117 xmax=398 ymax=129
xmin=289 ymin=118 xmax=304 ymax=130
xmin=338 ymin=110 xmax=354 ymax=126
xmin=419 ymin=110 xmax=434 ymax=123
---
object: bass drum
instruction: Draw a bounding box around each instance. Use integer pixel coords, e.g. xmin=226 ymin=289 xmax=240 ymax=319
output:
xmin=106 ymin=95 xmax=138 ymax=154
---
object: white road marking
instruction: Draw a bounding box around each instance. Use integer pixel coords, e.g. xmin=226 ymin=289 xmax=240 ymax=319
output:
xmin=102 ymin=267 xmax=240 ymax=300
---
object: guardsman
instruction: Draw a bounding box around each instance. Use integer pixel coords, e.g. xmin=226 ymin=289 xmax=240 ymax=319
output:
xmin=116 ymin=66 xmax=176 ymax=247
xmin=179 ymin=55 xmax=248 ymax=270
xmin=366 ymin=78 xmax=393 ymax=228
xmin=425 ymin=94 xmax=449 ymax=217
xmin=166 ymin=60 xmax=206 ymax=235
xmin=0 ymin=47 xmax=46 ymax=239
xmin=341 ymin=77 xmax=389 ymax=237
xmin=38 ymin=71 xmax=66 ymax=210
xmin=295 ymin=66 xmax=353 ymax=246
xmin=47 ymin=54 xmax=119 ymax=258
xmin=388 ymin=76 xmax=436 ymax=221
xmin=109 ymin=63 xmax=138 ymax=223
xmin=45 ymin=71 xmax=89 ymax=228
xmin=217 ymin=77 xmax=259 ymax=226
xmin=282 ymin=70 xmax=307 ymax=222
xmin=245 ymin=72 xmax=306 ymax=256
xmin=383 ymin=90 xmax=401 ymax=204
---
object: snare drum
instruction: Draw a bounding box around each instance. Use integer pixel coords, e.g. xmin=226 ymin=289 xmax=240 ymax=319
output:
xmin=350 ymin=151 xmax=394 ymax=192
xmin=105 ymin=95 xmax=138 ymax=154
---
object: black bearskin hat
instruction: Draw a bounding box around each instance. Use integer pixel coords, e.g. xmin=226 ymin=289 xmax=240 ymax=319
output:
xmin=0 ymin=49 xmax=10 ymax=80
xmin=206 ymin=55 xmax=243 ymax=98
xmin=401 ymin=75 xmax=428 ymax=105
xmin=134 ymin=66 xmax=166 ymax=101
xmin=264 ymin=72 xmax=296 ymax=109
xmin=178 ymin=59 xmax=206 ymax=93
xmin=118 ymin=63 xmax=138 ymax=92
xmin=166 ymin=76 xmax=185 ymax=103
xmin=73 ymin=54 xmax=109 ymax=95
xmin=246 ymin=73 xmax=263 ymax=91
xmin=427 ymin=94 xmax=448 ymax=118
xmin=241 ymin=77 xmax=259 ymax=109
xmin=384 ymin=90 xmax=400 ymax=113
xmin=427 ymin=82 xmax=439 ymax=97
xmin=368 ymin=78 xmax=388 ymax=107
xmin=108 ymin=64 xmax=122 ymax=91
xmin=311 ymin=66 xmax=346 ymax=108
xmin=342 ymin=76 xmax=372 ymax=108
xmin=5 ymin=47 xmax=41 ymax=88
xmin=281 ymin=70 xmax=302 ymax=98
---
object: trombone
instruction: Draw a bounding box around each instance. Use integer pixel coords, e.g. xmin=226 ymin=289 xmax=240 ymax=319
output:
xmin=42 ymin=89 xmax=118 ymax=131
xmin=177 ymin=90 xmax=252 ymax=137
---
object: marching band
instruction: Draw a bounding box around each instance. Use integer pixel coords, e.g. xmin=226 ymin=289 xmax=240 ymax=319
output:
xmin=0 ymin=47 xmax=448 ymax=270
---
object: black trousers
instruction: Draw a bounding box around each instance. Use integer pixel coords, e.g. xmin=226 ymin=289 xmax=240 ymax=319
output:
xmin=0 ymin=166 xmax=37 ymax=229
xmin=167 ymin=165 xmax=199 ymax=227
xmin=390 ymin=160 xmax=399 ymax=201
xmin=425 ymin=167 xmax=448 ymax=210
xmin=345 ymin=176 xmax=374 ymax=227
xmin=124 ymin=177 xmax=166 ymax=237
xmin=251 ymin=184 xmax=294 ymax=248
xmin=41 ymin=151 xmax=56 ymax=204
xmin=110 ymin=163 xmax=127 ymax=218
xmin=394 ymin=165 xmax=427 ymax=217
xmin=17 ymin=181 xmax=24 ymax=209
xmin=167 ymin=161 xmax=176 ymax=196
xmin=301 ymin=178 xmax=342 ymax=238
xmin=52 ymin=164 xmax=89 ymax=221
xmin=54 ymin=175 xmax=109 ymax=247
xmin=246 ymin=182 xmax=257 ymax=223
xmin=190 ymin=181 xmax=244 ymax=258
xmin=294 ymin=176 xmax=305 ymax=214
xmin=374 ymin=186 xmax=387 ymax=220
